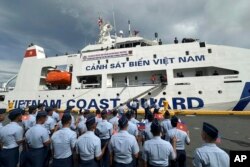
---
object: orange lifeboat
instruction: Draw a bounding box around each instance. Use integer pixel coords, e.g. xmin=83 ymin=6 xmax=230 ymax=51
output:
xmin=46 ymin=70 xmax=72 ymax=86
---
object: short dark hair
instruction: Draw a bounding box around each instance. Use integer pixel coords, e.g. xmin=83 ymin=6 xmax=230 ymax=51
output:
xmin=36 ymin=112 xmax=47 ymax=121
xmin=171 ymin=116 xmax=178 ymax=127
xmin=148 ymin=113 xmax=154 ymax=122
xmin=112 ymin=109 xmax=118 ymax=116
xmin=125 ymin=110 xmax=132 ymax=120
xmin=151 ymin=119 xmax=161 ymax=136
xmin=61 ymin=114 xmax=72 ymax=125
xmin=96 ymin=109 xmax=101 ymax=115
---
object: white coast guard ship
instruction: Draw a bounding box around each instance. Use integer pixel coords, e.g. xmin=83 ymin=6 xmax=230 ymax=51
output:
xmin=0 ymin=18 xmax=250 ymax=111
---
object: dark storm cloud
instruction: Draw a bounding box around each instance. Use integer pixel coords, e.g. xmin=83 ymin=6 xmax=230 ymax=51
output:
xmin=0 ymin=0 xmax=249 ymax=81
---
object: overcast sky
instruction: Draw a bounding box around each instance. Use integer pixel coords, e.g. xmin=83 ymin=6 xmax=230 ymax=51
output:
xmin=0 ymin=0 xmax=249 ymax=82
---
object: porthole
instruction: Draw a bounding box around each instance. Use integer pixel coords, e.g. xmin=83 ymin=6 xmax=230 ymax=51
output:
xmin=116 ymin=93 xmax=120 ymax=97
xmin=178 ymin=91 xmax=182 ymax=95
xmin=148 ymin=92 xmax=151 ymax=96
xmin=73 ymin=95 xmax=75 ymax=97
xmin=198 ymin=91 xmax=202 ymax=94
xmin=62 ymin=95 xmax=64 ymax=97
xmin=106 ymin=59 xmax=108 ymax=63
xmin=98 ymin=60 xmax=100 ymax=64
xmin=98 ymin=94 xmax=100 ymax=97
xmin=153 ymin=54 xmax=157 ymax=58
xmin=163 ymin=92 xmax=166 ymax=95
xmin=126 ymin=57 xmax=129 ymax=61
xmin=185 ymin=51 xmax=189 ymax=55
xmin=218 ymin=90 xmax=222 ymax=94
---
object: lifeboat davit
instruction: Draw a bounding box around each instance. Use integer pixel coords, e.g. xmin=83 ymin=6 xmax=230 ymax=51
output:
xmin=46 ymin=70 xmax=72 ymax=86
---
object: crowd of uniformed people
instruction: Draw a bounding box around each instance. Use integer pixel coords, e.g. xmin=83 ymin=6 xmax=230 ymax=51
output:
xmin=0 ymin=102 xmax=229 ymax=167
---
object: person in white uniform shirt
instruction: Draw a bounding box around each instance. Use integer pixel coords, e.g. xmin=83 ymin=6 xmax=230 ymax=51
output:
xmin=51 ymin=105 xmax=60 ymax=122
xmin=96 ymin=110 xmax=113 ymax=167
xmin=193 ymin=122 xmax=229 ymax=167
xmin=76 ymin=114 xmax=107 ymax=167
xmin=51 ymin=113 xmax=77 ymax=167
xmin=25 ymin=111 xmax=51 ymax=167
xmin=0 ymin=109 xmax=24 ymax=167
xmin=168 ymin=116 xmax=190 ymax=167
xmin=44 ymin=107 xmax=56 ymax=135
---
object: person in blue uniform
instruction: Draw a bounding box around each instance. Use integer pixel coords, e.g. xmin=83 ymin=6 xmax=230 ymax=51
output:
xmin=143 ymin=113 xmax=154 ymax=141
xmin=51 ymin=105 xmax=60 ymax=122
xmin=168 ymin=116 xmax=190 ymax=167
xmin=76 ymin=114 xmax=107 ymax=167
xmin=142 ymin=119 xmax=176 ymax=167
xmin=193 ymin=122 xmax=229 ymax=167
xmin=26 ymin=105 xmax=37 ymax=130
xmin=109 ymin=115 xmax=139 ymax=167
xmin=126 ymin=110 xmax=139 ymax=139
xmin=44 ymin=107 xmax=56 ymax=135
xmin=51 ymin=113 xmax=77 ymax=167
xmin=0 ymin=109 xmax=24 ymax=167
xmin=96 ymin=110 xmax=113 ymax=167
xmin=161 ymin=110 xmax=172 ymax=142
xmin=25 ymin=111 xmax=51 ymax=167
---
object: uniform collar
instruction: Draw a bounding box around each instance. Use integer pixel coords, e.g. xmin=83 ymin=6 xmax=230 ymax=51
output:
xmin=203 ymin=143 xmax=217 ymax=147
xmin=85 ymin=131 xmax=95 ymax=134
xmin=120 ymin=130 xmax=128 ymax=134
xmin=153 ymin=136 xmax=161 ymax=140
xmin=10 ymin=121 xmax=19 ymax=125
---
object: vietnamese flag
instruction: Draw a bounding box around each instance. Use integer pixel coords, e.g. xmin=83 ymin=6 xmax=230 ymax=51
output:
xmin=154 ymin=114 xmax=163 ymax=120
xmin=24 ymin=49 xmax=36 ymax=58
xmin=137 ymin=122 xmax=146 ymax=131
xmin=177 ymin=122 xmax=188 ymax=132
xmin=22 ymin=115 xmax=30 ymax=121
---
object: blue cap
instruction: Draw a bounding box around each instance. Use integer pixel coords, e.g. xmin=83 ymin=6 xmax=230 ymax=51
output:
xmin=118 ymin=115 xmax=128 ymax=128
xmin=45 ymin=107 xmax=53 ymax=113
xmin=29 ymin=105 xmax=37 ymax=111
xmin=86 ymin=115 xmax=96 ymax=127
xmin=8 ymin=108 xmax=22 ymax=120
xmin=0 ymin=108 xmax=6 ymax=114
xmin=203 ymin=122 xmax=218 ymax=139
xmin=37 ymin=103 xmax=45 ymax=108
xmin=36 ymin=111 xmax=47 ymax=119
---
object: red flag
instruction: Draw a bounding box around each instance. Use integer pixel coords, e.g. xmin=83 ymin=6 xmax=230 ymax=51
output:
xmin=177 ymin=122 xmax=188 ymax=132
xmin=24 ymin=49 xmax=36 ymax=58
xmin=137 ymin=122 xmax=146 ymax=131
xmin=22 ymin=115 xmax=30 ymax=121
xmin=98 ymin=18 xmax=103 ymax=27
xmin=154 ymin=113 xmax=163 ymax=120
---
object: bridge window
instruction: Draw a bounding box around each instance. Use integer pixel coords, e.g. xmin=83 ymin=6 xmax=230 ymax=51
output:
xmin=77 ymin=75 xmax=102 ymax=89
xmin=0 ymin=95 xmax=5 ymax=101
xmin=174 ymin=67 xmax=239 ymax=78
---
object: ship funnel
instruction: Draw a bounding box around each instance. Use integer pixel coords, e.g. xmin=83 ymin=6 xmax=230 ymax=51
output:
xmin=24 ymin=44 xmax=46 ymax=59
